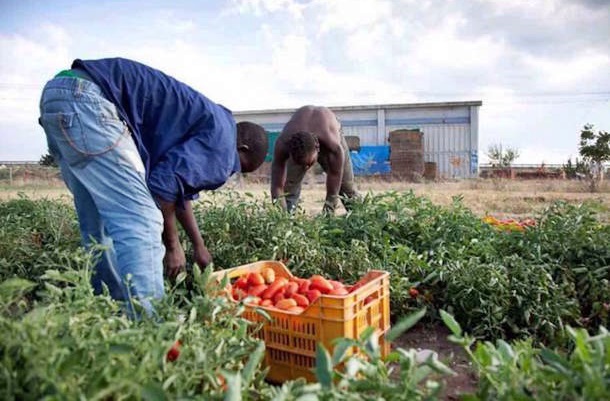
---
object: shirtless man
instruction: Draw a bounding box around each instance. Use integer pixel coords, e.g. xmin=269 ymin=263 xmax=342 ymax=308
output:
xmin=270 ymin=105 xmax=359 ymax=214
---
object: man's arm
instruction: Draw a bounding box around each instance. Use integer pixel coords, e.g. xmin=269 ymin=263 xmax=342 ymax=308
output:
xmin=317 ymin=122 xmax=345 ymax=213
xmin=175 ymin=200 xmax=212 ymax=268
xmin=270 ymin=142 xmax=289 ymax=209
xmin=322 ymin=145 xmax=344 ymax=213
xmin=157 ymin=199 xmax=186 ymax=280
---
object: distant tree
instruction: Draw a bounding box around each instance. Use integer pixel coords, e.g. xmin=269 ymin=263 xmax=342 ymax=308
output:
xmin=486 ymin=143 xmax=520 ymax=168
xmin=39 ymin=151 xmax=57 ymax=167
xmin=579 ymin=124 xmax=610 ymax=191
xmin=562 ymin=157 xmax=588 ymax=179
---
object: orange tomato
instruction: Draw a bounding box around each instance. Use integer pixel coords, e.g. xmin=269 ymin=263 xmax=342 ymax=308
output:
xmin=328 ymin=287 xmax=349 ymax=296
xmin=261 ymin=267 xmax=275 ymax=284
xmin=287 ymin=305 xmax=305 ymax=314
xmin=275 ymin=298 xmax=297 ymax=310
xmin=329 ymin=280 xmax=345 ymax=290
xmin=260 ymin=299 xmax=273 ymax=307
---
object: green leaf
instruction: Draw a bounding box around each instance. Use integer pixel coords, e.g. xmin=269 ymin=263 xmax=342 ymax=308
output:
xmin=440 ymin=309 xmax=462 ymax=336
xmin=241 ymin=341 xmax=265 ymax=386
xmin=254 ymin=307 xmax=272 ymax=322
xmin=359 ymin=326 xmax=375 ymax=342
xmin=331 ymin=339 xmax=353 ymax=366
xmin=314 ymin=344 xmax=333 ymax=389
xmin=223 ymin=371 xmax=242 ymax=401
xmin=108 ymin=343 xmax=134 ymax=354
xmin=540 ymin=349 xmax=571 ymax=377
xmin=0 ymin=277 xmax=36 ymax=300
xmin=295 ymin=395 xmax=319 ymax=401
xmin=141 ymin=381 xmax=167 ymax=401
xmin=385 ymin=308 xmax=427 ymax=342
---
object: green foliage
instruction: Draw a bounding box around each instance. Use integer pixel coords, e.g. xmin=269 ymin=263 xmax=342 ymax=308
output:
xmin=0 ymin=265 xmax=269 ymax=400
xmin=38 ymin=151 xmax=58 ymax=167
xmin=192 ymin=191 xmax=609 ymax=344
xmin=562 ymin=157 xmax=588 ymax=179
xmin=579 ymin=124 xmax=610 ymax=165
xmin=486 ymin=143 xmax=520 ymax=167
xmin=1 ymin=194 xmax=609 ymax=400
xmin=446 ymin=312 xmax=610 ymax=401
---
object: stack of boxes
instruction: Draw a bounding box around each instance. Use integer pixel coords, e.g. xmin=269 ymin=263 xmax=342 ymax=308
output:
xmin=389 ymin=129 xmax=425 ymax=181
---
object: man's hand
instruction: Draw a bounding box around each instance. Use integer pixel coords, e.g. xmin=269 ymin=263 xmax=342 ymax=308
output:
xmin=164 ymin=243 xmax=186 ymax=280
xmin=193 ymin=242 xmax=212 ymax=268
xmin=322 ymin=194 xmax=340 ymax=215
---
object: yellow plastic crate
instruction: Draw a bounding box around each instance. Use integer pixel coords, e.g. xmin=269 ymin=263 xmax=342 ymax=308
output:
xmin=213 ymin=261 xmax=391 ymax=383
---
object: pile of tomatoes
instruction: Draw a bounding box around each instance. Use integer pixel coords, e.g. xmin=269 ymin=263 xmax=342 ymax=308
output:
xmin=229 ymin=267 xmax=363 ymax=314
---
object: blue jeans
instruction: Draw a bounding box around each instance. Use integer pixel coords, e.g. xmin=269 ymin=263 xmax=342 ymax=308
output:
xmin=39 ymin=77 xmax=165 ymax=315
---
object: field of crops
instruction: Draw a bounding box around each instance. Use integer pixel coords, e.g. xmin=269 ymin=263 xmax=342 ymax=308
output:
xmin=1 ymin=182 xmax=609 ymax=400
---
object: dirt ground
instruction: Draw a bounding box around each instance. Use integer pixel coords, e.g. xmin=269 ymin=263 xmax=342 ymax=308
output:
xmin=2 ymin=177 xmax=609 ymax=220
xmin=393 ymin=323 xmax=478 ymax=400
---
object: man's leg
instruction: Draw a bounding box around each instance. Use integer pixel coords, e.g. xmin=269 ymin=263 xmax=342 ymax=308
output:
xmin=284 ymin=158 xmax=308 ymax=213
xmin=52 ymin=142 xmax=127 ymax=301
xmin=40 ymin=78 xmax=164 ymax=315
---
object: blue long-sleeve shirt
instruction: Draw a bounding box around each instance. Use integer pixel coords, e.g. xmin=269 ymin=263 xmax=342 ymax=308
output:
xmin=72 ymin=57 xmax=240 ymax=203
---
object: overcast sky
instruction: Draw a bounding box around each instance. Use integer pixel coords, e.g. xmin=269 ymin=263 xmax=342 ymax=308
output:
xmin=1 ymin=0 xmax=609 ymax=163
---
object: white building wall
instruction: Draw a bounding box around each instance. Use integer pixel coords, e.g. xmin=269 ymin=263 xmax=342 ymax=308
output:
xmin=234 ymin=101 xmax=481 ymax=178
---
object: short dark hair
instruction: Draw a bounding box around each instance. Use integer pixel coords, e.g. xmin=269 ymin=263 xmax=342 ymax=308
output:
xmin=236 ymin=121 xmax=268 ymax=172
xmin=288 ymin=131 xmax=319 ymax=165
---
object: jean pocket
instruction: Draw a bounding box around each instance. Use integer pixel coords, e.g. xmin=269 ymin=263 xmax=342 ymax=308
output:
xmin=40 ymin=111 xmax=127 ymax=165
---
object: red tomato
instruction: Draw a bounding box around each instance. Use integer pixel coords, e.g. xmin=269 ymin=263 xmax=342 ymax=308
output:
xmin=306 ymin=289 xmax=322 ymax=303
xmin=234 ymin=276 xmax=248 ymax=290
xmin=292 ymin=293 xmax=310 ymax=307
xmin=248 ymin=284 xmax=268 ymax=297
xmin=284 ymin=282 xmax=299 ymax=297
xmin=310 ymin=275 xmax=333 ymax=294
xmin=247 ymin=272 xmax=265 ymax=286
xmin=166 ymin=340 xmax=181 ymax=362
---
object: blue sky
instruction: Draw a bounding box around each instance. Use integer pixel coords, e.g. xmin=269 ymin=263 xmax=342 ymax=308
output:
xmin=1 ymin=0 xmax=609 ymax=164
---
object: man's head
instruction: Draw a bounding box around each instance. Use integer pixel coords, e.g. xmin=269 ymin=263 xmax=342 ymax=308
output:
xmin=236 ymin=121 xmax=268 ymax=173
xmin=288 ymin=131 xmax=319 ymax=169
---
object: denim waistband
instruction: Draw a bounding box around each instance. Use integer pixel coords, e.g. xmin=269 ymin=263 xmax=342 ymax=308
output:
xmin=43 ymin=75 xmax=105 ymax=97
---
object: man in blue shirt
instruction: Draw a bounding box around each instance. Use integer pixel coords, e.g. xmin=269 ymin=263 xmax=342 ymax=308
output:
xmin=39 ymin=58 xmax=268 ymax=314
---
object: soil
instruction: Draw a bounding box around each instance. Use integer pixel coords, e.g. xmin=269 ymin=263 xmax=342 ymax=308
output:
xmin=393 ymin=322 xmax=478 ymax=400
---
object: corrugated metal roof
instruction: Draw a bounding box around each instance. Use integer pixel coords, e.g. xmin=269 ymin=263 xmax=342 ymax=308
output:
xmin=234 ymin=100 xmax=483 ymax=115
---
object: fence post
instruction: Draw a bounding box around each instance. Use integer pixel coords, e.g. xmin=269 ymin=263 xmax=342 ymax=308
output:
xmin=9 ymin=167 xmax=13 ymax=186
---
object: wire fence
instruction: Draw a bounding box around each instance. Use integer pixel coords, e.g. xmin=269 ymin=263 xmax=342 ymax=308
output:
xmin=0 ymin=164 xmax=63 ymax=187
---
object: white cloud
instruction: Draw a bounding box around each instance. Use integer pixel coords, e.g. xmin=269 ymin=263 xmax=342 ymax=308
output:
xmin=1 ymin=0 xmax=609 ymax=162
xmin=314 ymin=0 xmax=393 ymax=34
xmin=227 ymin=0 xmax=305 ymax=19
xmin=154 ymin=10 xmax=197 ymax=34
xmin=524 ymin=50 xmax=610 ymax=88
